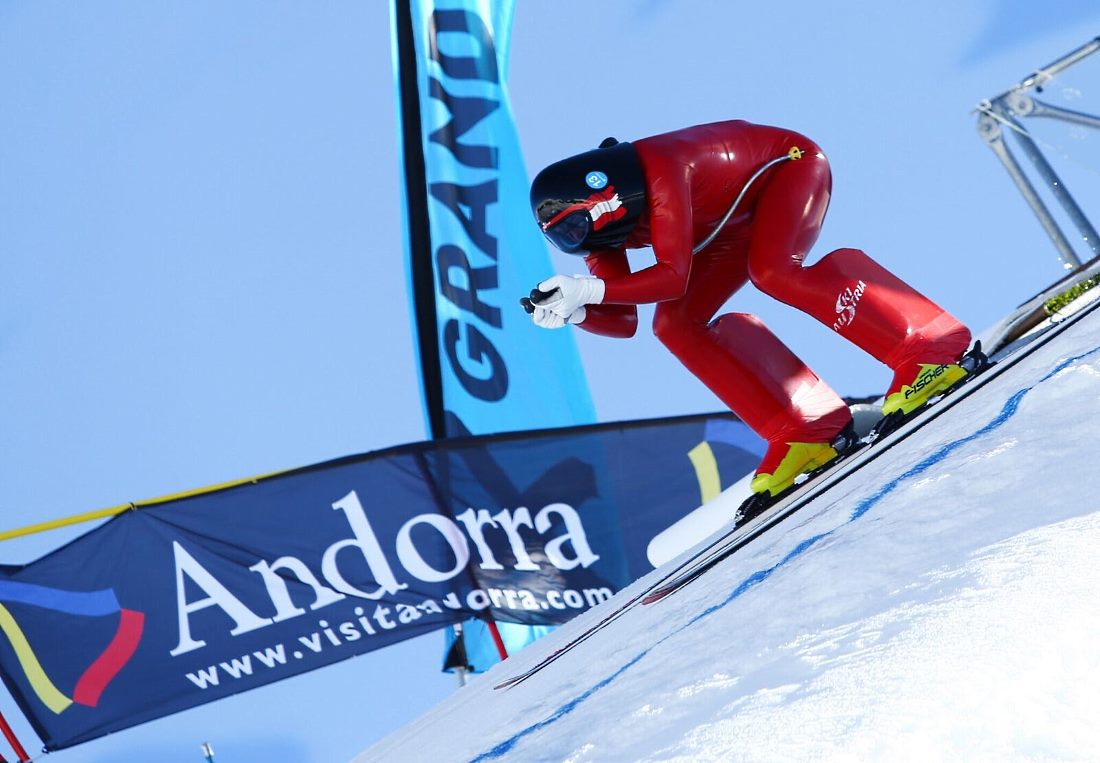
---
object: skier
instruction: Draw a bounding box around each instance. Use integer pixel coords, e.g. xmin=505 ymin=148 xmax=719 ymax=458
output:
xmin=525 ymin=120 xmax=973 ymax=501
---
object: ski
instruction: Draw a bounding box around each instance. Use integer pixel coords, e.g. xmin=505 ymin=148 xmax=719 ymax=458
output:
xmin=493 ymin=425 xmax=885 ymax=691
xmin=493 ymin=292 xmax=1100 ymax=691
xmin=491 ymin=505 xmax=754 ymax=690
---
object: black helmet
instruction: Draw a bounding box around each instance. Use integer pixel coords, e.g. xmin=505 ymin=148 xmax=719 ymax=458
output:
xmin=530 ymin=140 xmax=646 ymax=254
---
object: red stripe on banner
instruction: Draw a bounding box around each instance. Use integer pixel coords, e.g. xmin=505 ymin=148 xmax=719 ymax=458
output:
xmin=72 ymin=609 xmax=144 ymax=707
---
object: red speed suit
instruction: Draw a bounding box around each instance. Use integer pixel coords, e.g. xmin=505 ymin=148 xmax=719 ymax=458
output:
xmin=576 ymin=121 xmax=971 ymax=476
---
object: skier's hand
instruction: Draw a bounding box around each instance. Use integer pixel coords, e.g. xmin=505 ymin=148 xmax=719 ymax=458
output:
xmin=531 ymin=304 xmax=586 ymax=329
xmin=534 ymin=275 xmax=605 ymax=318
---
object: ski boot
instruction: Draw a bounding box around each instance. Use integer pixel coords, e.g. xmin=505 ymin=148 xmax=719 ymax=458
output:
xmin=737 ymin=418 xmax=862 ymax=526
xmin=872 ymin=342 xmax=991 ymax=439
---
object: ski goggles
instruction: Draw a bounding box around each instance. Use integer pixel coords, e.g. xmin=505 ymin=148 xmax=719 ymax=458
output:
xmin=541 ymin=209 xmax=591 ymax=253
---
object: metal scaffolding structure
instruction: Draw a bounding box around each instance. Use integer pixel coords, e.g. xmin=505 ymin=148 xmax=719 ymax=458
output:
xmin=977 ymin=37 xmax=1100 ymax=270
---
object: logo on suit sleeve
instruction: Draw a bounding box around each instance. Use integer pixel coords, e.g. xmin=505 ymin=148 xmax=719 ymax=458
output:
xmin=833 ymin=280 xmax=866 ymax=332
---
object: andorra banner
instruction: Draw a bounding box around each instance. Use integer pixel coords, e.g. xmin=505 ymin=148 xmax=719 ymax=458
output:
xmin=0 ymin=413 xmax=762 ymax=750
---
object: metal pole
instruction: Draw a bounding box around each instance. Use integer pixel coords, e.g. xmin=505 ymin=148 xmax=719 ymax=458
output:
xmin=201 ymin=741 xmax=216 ymax=762
xmin=976 ymin=38 xmax=1100 ymax=271
xmin=1015 ymin=97 xmax=1100 ymax=131
xmin=977 ymin=111 xmax=1081 ymax=269
xmin=0 ymin=709 xmax=29 ymax=763
xmin=451 ymin=622 xmax=468 ymax=686
xmin=1014 ymin=36 xmax=1100 ymax=93
xmin=996 ymin=102 xmax=1100 ymax=259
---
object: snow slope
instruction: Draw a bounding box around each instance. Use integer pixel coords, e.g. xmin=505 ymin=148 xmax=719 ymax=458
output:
xmin=357 ymin=305 xmax=1100 ymax=763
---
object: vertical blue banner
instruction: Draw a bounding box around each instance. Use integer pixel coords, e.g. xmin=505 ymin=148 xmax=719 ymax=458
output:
xmin=390 ymin=0 xmax=597 ymax=669
xmin=392 ymin=0 xmax=596 ymax=438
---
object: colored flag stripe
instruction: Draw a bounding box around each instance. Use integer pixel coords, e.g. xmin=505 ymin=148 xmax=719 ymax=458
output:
xmin=0 ymin=604 xmax=73 ymax=715
xmin=0 ymin=581 xmax=121 ymax=617
xmin=687 ymin=442 xmax=722 ymax=504
xmin=72 ymin=609 xmax=145 ymax=708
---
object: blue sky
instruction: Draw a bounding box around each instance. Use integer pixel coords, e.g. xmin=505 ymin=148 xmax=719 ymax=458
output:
xmin=1 ymin=2 xmax=1098 ymax=761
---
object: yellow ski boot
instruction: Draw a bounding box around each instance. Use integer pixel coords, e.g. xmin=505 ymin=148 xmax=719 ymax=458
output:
xmin=749 ymin=419 xmax=859 ymax=496
xmin=874 ymin=342 xmax=989 ymax=439
xmin=738 ymin=419 xmax=859 ymax=525
xmin=881 ymin=361 xmax=970 ymax=417
xmin=750 ymin=441 xmax=842 ymax=498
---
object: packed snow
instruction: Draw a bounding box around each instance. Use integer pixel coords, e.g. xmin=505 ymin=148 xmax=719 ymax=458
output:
xmin=357 ymin=305 xmax=1100 ymax=763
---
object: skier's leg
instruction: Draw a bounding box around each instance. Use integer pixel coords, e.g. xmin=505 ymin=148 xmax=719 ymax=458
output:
xmin=745 ymin=154 xmax=972 ymax=415
xmin=652 ymin=247 xmax=852 ymax=496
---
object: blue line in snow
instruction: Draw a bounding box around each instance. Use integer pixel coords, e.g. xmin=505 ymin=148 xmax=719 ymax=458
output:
xmin=470 ymin=345 xmax=1100 ymax=762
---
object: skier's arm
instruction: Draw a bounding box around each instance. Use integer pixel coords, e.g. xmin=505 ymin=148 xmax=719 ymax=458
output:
xmin=601 ymin=167 xmax=693 ymax=305
xmin=577 ymin=248 xmax=638 ymax=338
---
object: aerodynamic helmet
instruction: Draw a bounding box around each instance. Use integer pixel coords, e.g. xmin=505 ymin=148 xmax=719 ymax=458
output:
xmin=530 ymin=138 xmax=647 ymax=254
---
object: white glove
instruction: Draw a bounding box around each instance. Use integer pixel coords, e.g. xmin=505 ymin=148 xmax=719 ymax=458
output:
xmin=535 ymin=275 xmax=605 ymax=318
xmin=532 ymin=305 xmax=586 ymax=329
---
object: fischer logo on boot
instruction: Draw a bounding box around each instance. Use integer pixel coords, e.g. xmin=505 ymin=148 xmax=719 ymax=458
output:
xmin=833 ymin=280 xmax=866 ymax=331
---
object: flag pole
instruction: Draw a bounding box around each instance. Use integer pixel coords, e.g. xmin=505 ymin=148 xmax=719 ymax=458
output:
xmin=393 ymin=0 xmax=509 ymax=669
xmin=0 ymin=706 xmax=30 ymax=763
xmin=484 ymin=617 xmax=509 ymax=661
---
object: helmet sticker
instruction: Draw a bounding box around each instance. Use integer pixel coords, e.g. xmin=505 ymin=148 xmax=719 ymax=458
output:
xmin=585 ymin=171 xmax=608 ymax=189
xmin=588 ymin=187 xmax=624 ymax=230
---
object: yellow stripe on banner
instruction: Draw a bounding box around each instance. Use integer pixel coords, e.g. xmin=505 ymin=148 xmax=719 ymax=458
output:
xmin=0 ymin=467 xmax=290 ymax=543
xmin=0 ymin=603 xmax=73 ymax=714
xmin=687 ymin=442 xmax=721 ymax=505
